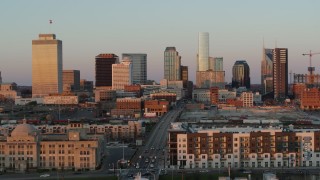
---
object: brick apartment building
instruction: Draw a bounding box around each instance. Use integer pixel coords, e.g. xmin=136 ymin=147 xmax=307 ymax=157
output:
xmin=168 ymin=123 xmax=320 ymax=169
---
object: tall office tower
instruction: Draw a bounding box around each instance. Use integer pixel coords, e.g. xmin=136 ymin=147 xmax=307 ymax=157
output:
xmin=0 ymin=71 xmax=2 ymax=84
xmin=209 ymin=57 xmax=224 ymax=71
xmin=63 ymin=70 xmax=80 ymax=92
xmin=232 ymin=60 xmax=250 ymax=89
xmin=32 ymin=34 xmax=62 ymax=97
xmin=95 ymin=54 xmax=119 ymax=87
xmin=112 ymin=59 xmax=133 ymax=90
xmin=122 ymin=54 xmax=147 ymax=85
xmin=273 ymin=48 xmax=288 ymax=99
xmin=164 ymin=47 xmax=181 ymax=81
xmin=214 ymin=57 xmax=223 ymax=71
xmin=261 ymin=48 xmax=274 ymax=95
xmin=197 ymin=32 xmax=209 ymax=71
xmin=180 ymin=66 xmax=188 ymax=88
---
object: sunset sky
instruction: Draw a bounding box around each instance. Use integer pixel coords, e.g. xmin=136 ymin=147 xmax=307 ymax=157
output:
xmin=0 ymin=0 xmax=319 ymax=85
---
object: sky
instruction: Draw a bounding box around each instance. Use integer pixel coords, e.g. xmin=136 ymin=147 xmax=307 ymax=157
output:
xmin=0 ymin=0 xmax=319 ymax=86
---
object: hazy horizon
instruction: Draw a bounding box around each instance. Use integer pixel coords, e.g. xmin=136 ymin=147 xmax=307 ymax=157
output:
xmin=0 ymin=0 xmax=319 ymax=86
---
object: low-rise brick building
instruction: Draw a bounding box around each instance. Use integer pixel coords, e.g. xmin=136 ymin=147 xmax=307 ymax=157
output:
xmin=144 ymin=100 xmax=169 ymax=116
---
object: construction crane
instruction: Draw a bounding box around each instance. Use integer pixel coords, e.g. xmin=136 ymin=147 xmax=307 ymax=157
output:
xmin=302 ymin=50 xmax=320 ymax=84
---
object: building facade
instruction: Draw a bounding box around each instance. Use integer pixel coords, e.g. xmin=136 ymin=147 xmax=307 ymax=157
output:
xmin=144 ymin=100 xmax=169 ymax=116
xmin=181 ymin=66 xmax=188 ymax=88
xmin=0 ymin=121 xmax=104 ymax=172
xmin=197 ymin=32 xmax=209 ymax=71
xmin=218 ymin=89 xmax=237 ymax=104
xmin=124 ymin=85 xmax=142 ymax=97
xmin=192 ymin=89 xmax=210 ymax=104
xmin=43 ymin=95 xmax=79 ymax=105
xmin=232 ymin=60 xmax=250 ymax=89
xmin=32 ymin=34 xmax=63 ymax=97
xmin=209 ymin=57 xmax=223 ymax=71
xmin=63 ymin=70 xmax=80 ymax=92
xmin=122 ymin=53 xmax=147 ymax=85
xmin=210 ymin=87 xmax=219 ymax=105
xmin=112 ymin=59 xmax=132 ymax=90
xmin=196 ymin=70 xmax=225 ymax=89
xmin=95 ymin=54 xmax=119 ymax=87
xmin=164 ymin=47 xmax=181 ymax=81
xmin=293 ymin=83 xmax=306 ymax=100
xmin=168 ymin=123 xmax=320 ymax=169
xmin=150 ymin=92 xmax=177 ymax=104
xmin=300 ymin=88 xmax=320 ymax=110
xmin=273 ymin=48 xmax=288 ymax=100
xmin=116 ymin=98 xmax=142 ymax=111
xmin=80 ymin=79 xmax=93 ymax=92
xmin=240 ymin=92 xmax=254 ymax=107
xmin=0 ymin=82 xmax=20 ymax=99
xmin=261 ymin=48 xmax=274 ymax=95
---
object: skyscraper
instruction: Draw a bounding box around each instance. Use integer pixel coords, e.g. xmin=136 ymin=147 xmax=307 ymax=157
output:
xmin=214 ymin=57 xmax=223 ymax=71
xmin=32 ymin=34 xmax=62 ymax=97
xmin=122 ymin=53 xmax=147 ymax=85
xmin=112 ymin=59 xmax=132 ymax=90
xmin=273 ymin=48 xmax=288 ymax=99
xmin=209 ymin=57 xmax=223 ymax=71
xmin=261 ymin=48 xmax=274 ymax=95
xmin=197 ymin=32 xmax=209 ymax=71
xmin=164 ymin=47 xmax=181 ymax=81
xmin=0 ymin=71 xmax=2 ymax=84
xmin=63 ymin=70 xmax=80 ymax=92
xmin=180 ymin=66 xmax=188 ymax=88
xmin=95 ymin=54 xmax=119 ymax=87
xmin=232 ymin=60 xmax=250 ymax=89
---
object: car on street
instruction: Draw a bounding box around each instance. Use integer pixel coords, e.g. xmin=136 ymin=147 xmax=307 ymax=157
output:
xmin=40 ymin=174 xmax=50 ymax=177
xmin=239 ymin=169 xmax=252 ymax=174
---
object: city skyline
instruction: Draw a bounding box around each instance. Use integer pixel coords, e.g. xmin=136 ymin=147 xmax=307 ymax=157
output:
xmin=0 ymin=1 xmax=319 ymax=85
